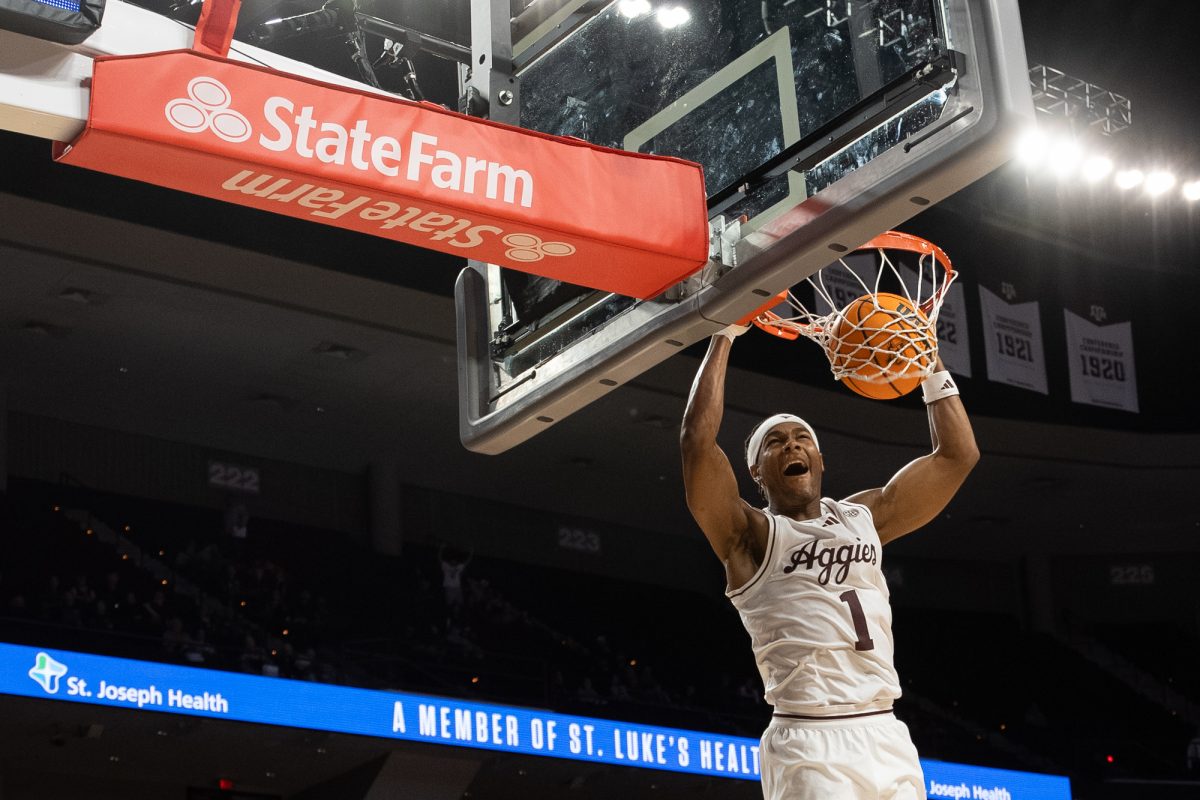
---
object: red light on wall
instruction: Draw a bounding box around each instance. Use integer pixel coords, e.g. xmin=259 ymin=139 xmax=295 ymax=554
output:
xmin=218 ymin=778 xmax=235 ymax=791
xmin=1105 ymin=755 xmax=1114 ymax=764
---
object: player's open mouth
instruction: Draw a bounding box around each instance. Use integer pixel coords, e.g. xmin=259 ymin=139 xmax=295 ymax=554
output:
xmin=783 ymin=462 xmax=809 ymax=476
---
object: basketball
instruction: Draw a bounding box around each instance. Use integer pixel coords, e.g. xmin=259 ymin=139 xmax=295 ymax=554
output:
xmin=832 ymin=293 xmax=935 ymax=400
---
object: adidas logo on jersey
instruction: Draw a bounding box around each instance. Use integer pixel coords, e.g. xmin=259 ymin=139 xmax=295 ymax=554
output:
xmin=820 ymin=516 xmax=838 ymax=527
xmin=783 ymin=537 xmax=878 ymax=585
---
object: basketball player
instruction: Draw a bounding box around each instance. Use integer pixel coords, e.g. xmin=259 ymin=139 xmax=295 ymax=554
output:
xmin=680 ymin=325 xmax=978 ymax=800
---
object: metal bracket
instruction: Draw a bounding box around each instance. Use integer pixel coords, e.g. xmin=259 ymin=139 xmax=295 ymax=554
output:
xmin=467 ymin=0 xmax=520 ymax=124
xmin=663 ymin=216 xmax=743 ymax=303
xmin=709 ymin=215 xmax=742 ymax=269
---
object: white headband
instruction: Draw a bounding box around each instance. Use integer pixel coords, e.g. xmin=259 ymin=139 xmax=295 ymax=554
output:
xmin=745 ymin=414 xmax=820 ymax=469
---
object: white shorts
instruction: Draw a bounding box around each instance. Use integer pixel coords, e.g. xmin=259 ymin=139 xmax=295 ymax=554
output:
xmin=759 ymin=712 xmax=926 ymax=800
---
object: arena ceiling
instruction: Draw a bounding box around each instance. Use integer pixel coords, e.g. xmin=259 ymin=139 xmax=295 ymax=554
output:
xmin=2 ymin=0 xmax=1199 ymax=561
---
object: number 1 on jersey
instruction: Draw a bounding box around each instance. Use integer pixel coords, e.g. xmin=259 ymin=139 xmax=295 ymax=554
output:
xmin=838 ymin=589 xmax=875 ymax=651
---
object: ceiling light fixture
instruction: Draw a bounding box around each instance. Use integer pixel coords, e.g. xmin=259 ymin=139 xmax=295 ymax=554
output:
xmin=312 ymin=341 xmax=367 ymax=361
xmin=617 ymin=0 xmax=651 ymax=18
xmin=1015 ymin=128 xmax=1046 ymax=167
xmin=1079 ymin=155 xmax=1113 ymax=183
xmin=250 ymin=393 xmax=293 ymax=410
xmin=1113 ymin=169 xmax=1143 ymax=190
xmin=22 ymin=320 xmax=69 ymax=337
xmin=58 ymin=287 xmax=98 ymax=304
xmin=1143 ymin=170 xmax=1176 ymax=197
xmin=655 ymin=6 xmax=690 ymax=28
xmin=1048 ymin=137 xmax=1082 ymax=177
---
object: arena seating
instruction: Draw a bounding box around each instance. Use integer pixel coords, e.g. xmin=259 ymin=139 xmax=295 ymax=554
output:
xmin=3 ymin=477 xmax=1197 ymax=791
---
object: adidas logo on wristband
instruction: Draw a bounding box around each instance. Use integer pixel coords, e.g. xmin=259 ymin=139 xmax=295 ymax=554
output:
xmin=922 ymin=371 xmax=960 ymax=404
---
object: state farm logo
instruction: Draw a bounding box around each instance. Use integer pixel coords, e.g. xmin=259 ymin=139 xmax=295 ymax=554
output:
xmin=165 ymin=77 xmax=252 ymax=143
xmin=502 ymin=234 xmax=575 ymax=263
xmin=167 ymin=74 xmax=539 ymax=209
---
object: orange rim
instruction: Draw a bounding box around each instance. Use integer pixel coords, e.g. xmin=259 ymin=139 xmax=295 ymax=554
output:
xmin=743 ymin=231 xmax=955 ymax=339
xmin=861 ymin=231 xmax=955 ymax=292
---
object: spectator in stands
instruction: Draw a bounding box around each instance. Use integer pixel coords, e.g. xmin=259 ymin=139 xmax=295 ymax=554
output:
xmin=239 ymin=633 xmax=265 ymax=674
xmin=141 ymin=589 xmax=170 ymax=629
xmin=446 ymin=618 xmax=483 ymax=660
xmin=547 ymin=668 xmax=567 ymax=703
xmin=1188 ymin=728 xmax=1200 ymax=776
xmin=0 ymin=570 xmax=28 ymax=617
xmin=192 ymin=541 xmax=222 ymax=587
xmin=292 ymin=646 xmax=317 ymax=680
xmin=262 ymin=655 xmax=280 ymax=678
xmin=262 ymin=587 xmax=288 ymax=630
xmin=162 ymin=616 xmax=187 ymax=658
xmin=737 ymin=676 xmax=760 ymax=706
xmin=609 ymin=674 xmax=632 ymax=703
xmin=37 ymin=575 xmax=63 ymax=622
xmin=222 ymin=562 xmax=241 ymax=605
xmin=6 ymin=592 xmax=28 ymax=617
xmin=174 ymin=540 xmax=196 ymax=569
xmin=439 ymin=542 xmax=473 ymax=621
xmin=86 ymin=598 xmax=114 ymax=632
xmin=224 ymin=501 xmax=250 ymax=560
xmin=59 ymin=585 xmax=83 ymax=627
xmin=636 ymin=665 xmax=672 ymax=705
xmin=73 ymin=574 xmax=96 ymax=607
xmin=182 ymin=626 xmax=214 ymax=665
xmin=111 ymin=590 xmax=144 ymax=633
xmin=1023 ymin=700 xmax=1049 ymax=729
xmin=98 ymin=570 xmax=122 ymax=610
xmin=576 ymin=676 xmax=603 ymax=705
xmin=292 ymin=587 xmax=317 ymax=630
xmin=225 ymin=501 xmax=249 ymax=539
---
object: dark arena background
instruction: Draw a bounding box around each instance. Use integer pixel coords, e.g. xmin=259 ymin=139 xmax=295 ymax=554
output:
xmin=2 ymin=0 xmax=1200 ymax=799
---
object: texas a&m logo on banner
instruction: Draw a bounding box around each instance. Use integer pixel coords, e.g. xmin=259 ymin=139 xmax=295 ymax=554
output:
xmin=979 ymin=284 xmax=1047 ymax=394
xmin=1063 ymin=308 xmax=1138 ymax=413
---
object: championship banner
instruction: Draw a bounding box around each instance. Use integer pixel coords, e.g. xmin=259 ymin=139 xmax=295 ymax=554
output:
xmin=979 ymin=285 xmax=1047 ymax=394
xmin=813 ymin=253 xmax=879 ymax=315
xmin=3 ymin=642 xmax=1073 ymax=797
xmin=1063 ymin=309 xmax=1138 ymax=413
xmin=53 ymin=51 xmax=709 ymax=300
xmin=902 ymin=266 xmax=970 ymax=377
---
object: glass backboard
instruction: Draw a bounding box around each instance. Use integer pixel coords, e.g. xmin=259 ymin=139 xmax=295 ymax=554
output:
xmin=458 ymin=0 xmax=1033 ymax=453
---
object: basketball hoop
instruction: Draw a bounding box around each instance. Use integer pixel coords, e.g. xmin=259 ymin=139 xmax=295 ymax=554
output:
xmin=745 ymin=231 xmax=956 ymax=390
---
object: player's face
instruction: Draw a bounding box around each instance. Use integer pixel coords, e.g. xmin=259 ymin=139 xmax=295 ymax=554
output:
xmin=754 ymin=422 xmax=823 ymax=508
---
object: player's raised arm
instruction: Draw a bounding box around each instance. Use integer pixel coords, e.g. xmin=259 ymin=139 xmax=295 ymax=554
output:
xmin=680 ymin=330 xmax=768 ymax=583
xmin=845 ymin=357 xmax=979 ymax=545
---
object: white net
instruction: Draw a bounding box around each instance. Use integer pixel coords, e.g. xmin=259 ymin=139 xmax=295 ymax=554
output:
xmin=754 ymin=232 xmax=957 ymax=383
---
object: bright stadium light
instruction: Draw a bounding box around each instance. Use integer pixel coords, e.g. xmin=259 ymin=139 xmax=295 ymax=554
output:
xmin=1144 ymin=170 xmax=1176 ymax=197
xmin=655 ymin=5 xmax=690 ymax=28
xmin=1183 ymin=180 xmax=1200 ymax=202
xmin=1016 ymin=128 xmax=1047 ymax=167
xmin=1048 ymin=137 xmax=1082 ymax=177
xmin=618 ymin=0 xmax=652 ymax=18
xmin=1080 ymin=155 xmax=1113 ymax=183
xmin=1114 ymin=169 xmax=1144 ymax=190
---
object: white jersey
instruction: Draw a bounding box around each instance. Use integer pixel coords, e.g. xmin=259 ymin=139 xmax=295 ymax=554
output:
xmin=727 ymin=498 xmax=900 ymax=716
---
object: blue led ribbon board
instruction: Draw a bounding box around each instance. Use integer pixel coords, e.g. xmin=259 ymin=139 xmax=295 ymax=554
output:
xmin=4 ymin=642 xmax=1071 ymax=797
xmin=33 ymin=0 xmax=80 ymax=10
xmin=0 ymin=0 xmax=100 ymax=43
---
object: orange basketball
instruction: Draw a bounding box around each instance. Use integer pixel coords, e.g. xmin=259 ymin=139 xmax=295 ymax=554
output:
xmin=832 ymin=292 xmax=934 ymax=400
